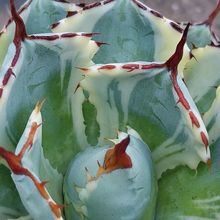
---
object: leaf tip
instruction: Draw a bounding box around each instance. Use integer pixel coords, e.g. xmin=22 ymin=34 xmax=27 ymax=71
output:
xmin=166 ymin=23 xmax=190 ymax=71
xmin=35 ymin=99 xmax=46 ymax=113
xmin=97 ymin=135 xmax=132 ymax=177
xmin=9 ymin=0 xmax=27 ymax=43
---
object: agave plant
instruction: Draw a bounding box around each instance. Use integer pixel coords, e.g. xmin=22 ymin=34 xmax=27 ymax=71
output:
xmin=0 ymin=0 xmax=220 ymax=219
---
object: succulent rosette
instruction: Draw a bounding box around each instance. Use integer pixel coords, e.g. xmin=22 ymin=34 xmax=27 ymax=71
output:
xmin=0 ymin=0 xmax=220 ymax=219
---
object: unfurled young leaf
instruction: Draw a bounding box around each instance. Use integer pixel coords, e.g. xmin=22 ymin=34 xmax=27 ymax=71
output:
xmin=64 ymin=129 xmax=157 ymax=220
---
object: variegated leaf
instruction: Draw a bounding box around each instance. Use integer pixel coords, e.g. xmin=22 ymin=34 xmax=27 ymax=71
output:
xmin=0 ymin=103 xmax=64 ymax=220
xmin=0 ymin=0 xmax=79 ymax=68
xmin=0 ymin=165 xmax=28 ymax=220
xmin=0 ymin=3 xmax=99 ymax=171
xmin=184 ymin=45 xmax=220 ymax=114
xmin=156 ymin=86 xmax=220 ymax=220
xmin=74 ymin=57 xmax=210 ymax=177
xmin=52 ymin=0 xmax=189 ymax=67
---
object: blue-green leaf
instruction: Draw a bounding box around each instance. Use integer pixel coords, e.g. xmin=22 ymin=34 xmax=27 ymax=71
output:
xmin=0 ymin=32 xmax=98 ymax=171
xmin=11 ymin=103 xmax=63 ymax=220
xmin=184 ymin=45 xmax=220 ymax=113
xmin=64 ymin=128 xmax=157 ymax=220
xmin=73 ymin=60 xmax=210 ymax=177
xmin=53 ymin=0 xmax=189 ymax=65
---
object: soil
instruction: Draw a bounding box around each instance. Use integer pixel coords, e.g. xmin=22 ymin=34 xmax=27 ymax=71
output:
xmin=0 ymin=0 xmax=220 ymax=35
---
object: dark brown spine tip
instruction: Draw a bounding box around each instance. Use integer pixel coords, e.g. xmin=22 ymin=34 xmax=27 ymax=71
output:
xmin=76 ymin=3 xmax=86 ymax=7
xmin=166 ymin=23 xmax=190 ymax=71
xmin=132 ymin=0 xmax=147 ymax=10
xmin=150 ymin=10 xmax=163 ymax=19
xmin=189 ymin=51 xmax=197 ymax=60
xmin=203 ymin=0 xmax=220 ymax=26
xmin=97 ymin=160 xmax=101 ymax=167
xmin=66 ymin=11 xmax=78 ymax=18
xmin=74 ymin=83 xmax=81 ymax=94
xmin=212 ymin=85 xmax=219 ymax=89
xmin=103 ymin=0 xmax=115 ymax=5
xmin=95 ymin=41 xmax=109 ymax=47
xmin=83 ymin=2 xmax=101 ymax=10
xmin=61 ymin=33 xmax=77 ymax=38
xmin=170 ymin=21 xmax=183 ymax=33
xmin=115 ymin=135 xmax=130 ymax=156
xmin=191 ymin=43 xmax=198 ymax=50
xmin=10 ymin=0 xmax=27 ymax=43
xmin=51 ymin=22 xmax=60 ymax=30
xmin=54 ymin=0 xmax=69 ymax=3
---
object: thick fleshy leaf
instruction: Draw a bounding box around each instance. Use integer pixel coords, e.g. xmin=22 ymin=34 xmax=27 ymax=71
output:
xmin=73 ymin=59 xmax=210 ymax=178
xmin=0 ymin=165 xmax=28 ymax=220
xmin=186 ymin=24 xmax=213 ymax=49
xmin=64 ymin=129 xmax=157 ymax=220
xmin=52 ymin=0 xmax=189 ymax=66
xmin=181 ymin=0 xmax=220 ymax=49
xmin=184 ymin=45 xmax=220 ymax=113
xmin=0 ymin=30 xmax=99 ymax=171
xmin=204 ymin=86 xmax=220 ymax=146
xmin=0 ymin=0 xmax=79 ymax=67
xmin=0 ymin=1 xmax=218 ymax=219
xmin=0 ymin=103 xmax=64 ymax=220
xmin=156 ymin=156 xmax=219 ymax=220
xmin=156 ymin=87 xmax=220 ymax=220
